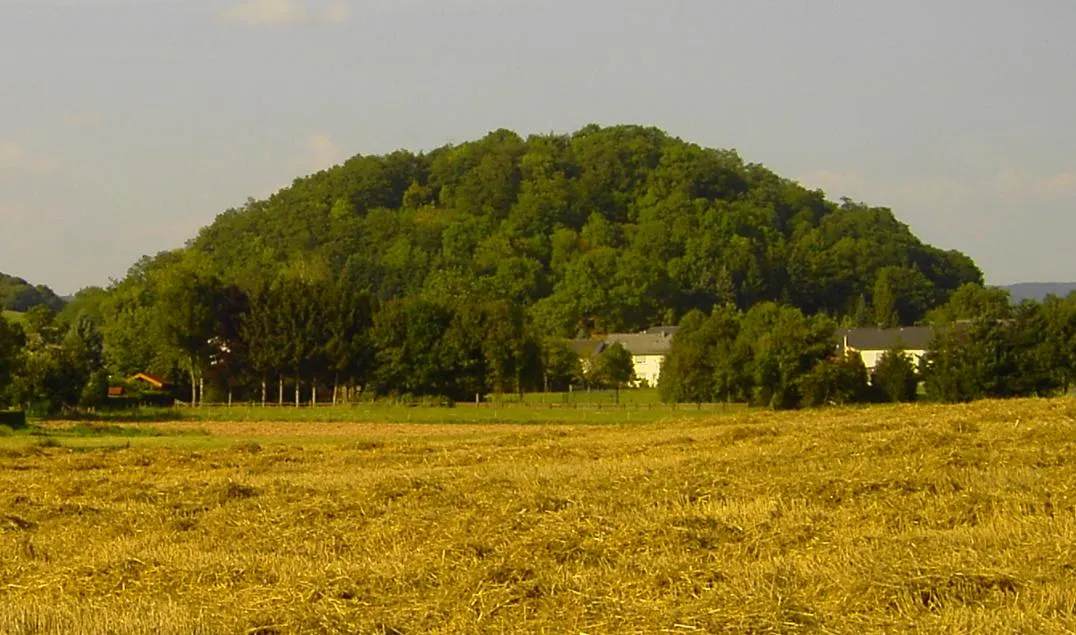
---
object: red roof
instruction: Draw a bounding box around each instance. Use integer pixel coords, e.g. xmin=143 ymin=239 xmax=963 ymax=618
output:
xmin=126 ymin=372 xmax=166 ymax=389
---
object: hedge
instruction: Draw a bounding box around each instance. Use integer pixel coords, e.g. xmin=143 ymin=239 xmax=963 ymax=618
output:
xmin=0 ymin=411 xmax=27 ymax=429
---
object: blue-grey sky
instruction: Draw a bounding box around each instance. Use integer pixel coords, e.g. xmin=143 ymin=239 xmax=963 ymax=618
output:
xmin=2 ymin=0 xmax=1074 ymax=293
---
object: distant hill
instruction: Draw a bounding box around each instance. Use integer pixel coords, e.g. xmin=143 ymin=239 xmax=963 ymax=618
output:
xmin=998 ymin=282 xmax=1076 ymax=303
xmin=187 ymin=124 xmax=982 ymax=333
xmin=0 ymin=273 xmax=66 ymax=313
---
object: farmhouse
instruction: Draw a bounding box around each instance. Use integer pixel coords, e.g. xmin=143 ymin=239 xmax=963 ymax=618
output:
xmin=839 ymin=326 xmax=933 ymax=371
xmin=571 ymin=326 xmax=679 ymax=387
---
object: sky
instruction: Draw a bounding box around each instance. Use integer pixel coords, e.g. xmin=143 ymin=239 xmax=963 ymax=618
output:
xmin=1 ymin=0 xmax=1074 ymax=294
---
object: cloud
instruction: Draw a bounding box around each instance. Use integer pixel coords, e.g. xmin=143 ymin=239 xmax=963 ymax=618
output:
xmin=1032 ymin=172 xmax=1076 ymax=196
xmin=305 ymin=134 xmax=345 ymax=171
xmin=322 ymin=2 xmax=351 ymax=23
xmin=995 ymin=170 xmax=1076 ymax=200
xmin=0 ymin=141 xmax=56 ymax=173
xmin=64 ymin=113 xmax=105 ymax=128
xmin=218 ymin=0 xmax=351 ymax=25
xmin=219 ymin=0 xmax=309 ymax=24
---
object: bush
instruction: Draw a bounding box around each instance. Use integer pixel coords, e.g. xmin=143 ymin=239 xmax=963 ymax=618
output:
xmin=872 ymin=347 xmax=919 ymax=403
xmin=0 ymin=410 xmax=26 ymax=429
xmin=799 ymin=354 xmax=870 ymax=408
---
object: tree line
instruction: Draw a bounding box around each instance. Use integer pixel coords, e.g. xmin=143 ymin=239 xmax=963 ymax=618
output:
xmin=0 ymin=254 xmax=643 ymax=412
xmin=658 ymin=284 xmax=1076 ymax=408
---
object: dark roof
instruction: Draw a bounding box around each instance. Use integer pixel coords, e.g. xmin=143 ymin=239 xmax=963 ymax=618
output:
xmin=604 ymin=333 xmax=675 ymax=356
xmin=569 ymin=339 xmax=603 ymax=359
xmin=842 ymin=327 xmax=933 ymax=351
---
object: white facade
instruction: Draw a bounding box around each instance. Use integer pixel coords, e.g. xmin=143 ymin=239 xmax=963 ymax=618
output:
xmin=854 ymin=348 xmax=926 ymax=371
xmin=631 ymin=354 xmax=665 ymax=387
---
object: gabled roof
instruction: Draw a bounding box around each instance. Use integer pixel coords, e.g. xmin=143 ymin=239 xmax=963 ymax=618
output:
xmin=604 ymin=333 xmax=675 ymax=356
xmin=569 ymin=339 xmax=603 ymax=359
xmin=126 ymin=372 xmax=167 ymax=389
xmin=644 ymin=325 xmax=680 ymax=337
xmin=842 ymin=326 xmax=933 ymax=351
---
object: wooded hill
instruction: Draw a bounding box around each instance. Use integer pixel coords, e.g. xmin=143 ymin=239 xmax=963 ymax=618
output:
xmin=0 ymin=273 xmax=65 ymax=313
xmin=1 ymin=125 xmax=993 ymax=411
xmin=191 ymin=125 xmax=981 ymax=334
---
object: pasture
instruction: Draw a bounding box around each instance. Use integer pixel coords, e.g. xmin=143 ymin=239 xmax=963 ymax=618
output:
xmin=1 ymin=400 xmax=1075 ymax=633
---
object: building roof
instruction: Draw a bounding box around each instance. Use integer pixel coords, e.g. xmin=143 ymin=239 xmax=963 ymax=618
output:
xmin=604 ymin=333 xmax=675 ymax=356
xmin=842 ymin=326 xmax=933 ymax=351
xmin=569 ymin=339 xmax=603 ymax=359
xmin=644 ymin=325 xmax=680 ymax=337
xmin=126 ymin=372 xmax=167 ymax=389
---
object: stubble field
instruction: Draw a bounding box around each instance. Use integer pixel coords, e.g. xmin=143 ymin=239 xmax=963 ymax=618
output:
xmin=1 ymin=400 xmax=1075 ymax=633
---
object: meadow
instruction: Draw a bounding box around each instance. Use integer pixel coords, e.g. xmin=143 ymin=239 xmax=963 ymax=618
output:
xmin=1 ymin=399 xmax=1074 ymax=633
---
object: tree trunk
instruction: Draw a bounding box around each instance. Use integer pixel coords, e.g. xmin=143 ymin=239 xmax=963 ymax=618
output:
xmin=333 ymin=375 xmax=339 ymax=405
xmin=261 ymin=379 xmax=267 ymax=406
xmin=199 ymin=375 xmax=205 ymax=407
xmin=312 ymin=384 xmax=318 ymax=407
xmin=227 ymin=386 xmax=233 ymax=407
xmin=278 ymin=377 xmax=284 ymax=405
xmin=189 ymin=359 xmax=197 ymax=407
xmin=295 ymin=378 xmax=300 ymax=408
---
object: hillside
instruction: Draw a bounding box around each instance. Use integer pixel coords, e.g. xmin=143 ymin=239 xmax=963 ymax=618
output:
xmin=0 ymin=272 xmax=65 ymax=313
xmin=999 ymin=282 xmax=1076 ymax=303
xmin=185 ymin=124 xmax=982 ymax=335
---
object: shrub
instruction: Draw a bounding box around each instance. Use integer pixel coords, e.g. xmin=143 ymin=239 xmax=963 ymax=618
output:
xmin=799 ymin=354 xmax=870 ymax=408
xmin=873 ymin=347 xmax=919 ymax=403
xmin=0 ymin=410 xmax=26 ymax=429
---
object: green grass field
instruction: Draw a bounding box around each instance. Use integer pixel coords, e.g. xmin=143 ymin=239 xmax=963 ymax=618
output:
xmin=79 ymin=398 xmax=742 ymax=426
xmin=2 ymin=399 xmax=1075 ymax=633
xmin=487 ymin=387 xmax=665 ymax=404
xmin=1 ymin=310 xmax=24 ymax=325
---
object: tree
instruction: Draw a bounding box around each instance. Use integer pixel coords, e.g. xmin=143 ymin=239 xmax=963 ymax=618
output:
xmin=8 ymin=307 xmax=88 ymax=414
xmin=1040 ymin=293 xmax=1076 ymax=393
xmin=371 ymin=298 xmax=456 ymax=399
xmin=741 ymin=304 xmax=836 ymax=409
xmin=539 ymin=338 xmax=582 ymax=392
xmin=322 ymin=282 xmax=375 ymax=403
xmin=927 ymin=283 xmax=1011 ymax=323
xmin=659 ymin=306 xmax=745 ymax=404
xmin=79 ymin=369 xmax=110 ymax=409
xmin=590 ymin=342 xmax=635 ymax=401
xmin=154 ymin=265 xmax=224 ymax=405
xmin=0 ymin=315 xmax=25 ymax=407
xmin=798 ymin=353 xmax=870 ymax=407
xmin=871 ymin=346 xmax=919 ymax=403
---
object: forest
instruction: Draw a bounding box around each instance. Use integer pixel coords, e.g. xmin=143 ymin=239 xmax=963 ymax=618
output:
xmin=4 ymin=123 xmax=1059 ymax=414
xmin=0 ymin=273 xmax=65 ymax=314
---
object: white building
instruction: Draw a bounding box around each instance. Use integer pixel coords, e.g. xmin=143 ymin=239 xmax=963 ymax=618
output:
xmin=571 ymin=326 xmax=679 ymax=387
xmin=839 ymin=326 xmax=932 ymax=371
